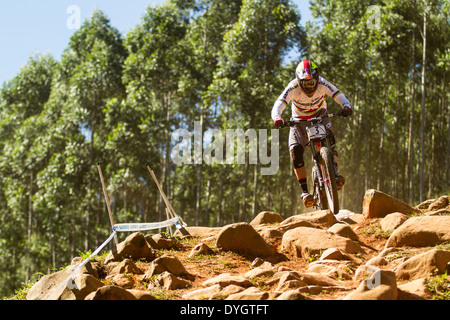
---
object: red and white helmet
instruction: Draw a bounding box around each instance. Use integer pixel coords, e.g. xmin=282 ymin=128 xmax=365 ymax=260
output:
xmin=296 ymin=60 xmax=320 ymax=94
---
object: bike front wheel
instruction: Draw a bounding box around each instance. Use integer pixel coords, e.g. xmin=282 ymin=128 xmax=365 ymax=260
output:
xmin=319 ymin=147 xmax=339 ymax=215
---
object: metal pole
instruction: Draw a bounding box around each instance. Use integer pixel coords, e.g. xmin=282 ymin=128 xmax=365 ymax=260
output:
xmin=97 ymin=163 xmax=119 ymax=247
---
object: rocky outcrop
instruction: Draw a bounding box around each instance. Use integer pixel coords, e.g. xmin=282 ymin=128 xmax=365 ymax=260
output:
xmin=25 ymin=190 xmax=450 ymax=301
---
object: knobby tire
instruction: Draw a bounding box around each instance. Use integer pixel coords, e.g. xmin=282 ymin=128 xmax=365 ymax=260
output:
xmin=319 ymin=147 xmax=339 ymax=215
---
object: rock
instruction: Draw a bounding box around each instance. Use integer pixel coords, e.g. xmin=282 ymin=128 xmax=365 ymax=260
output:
xmin=104 ymin=232 xmax=154 ymax=264
xmin=153 ymin=271 xmax=191 ymax=290
xmin=365 ymin=256 xmax=388 ymax=267
xmin=203 ymin=273 xmax=252 ymax=288
xmin=276 ymin=272 xmax=307 ymax=291
xmin=307 ymin=262 xmax=352 ymax=280
xmin=70 ymin=257 xmax=101 ymax=279
xmin=188 ymin=242 xmax=215 ymax=258
xmin=128 ymin=289 xmax=157 ymax=300
xmin=425 ymin=208 xmax=450 ymax=216
xmin=428 ymin=196 xmax=449 ymax=211
xmin=281 ymin=227 xmax=363 ymax=259
xmin=319 ymin=248 xmax=352 ymax=261
xmin=250 ymin=211 xmax=284 ymax=226
xmin=244 ymin=267 xmax=274 ymax=279
xmin=145 ymin=233 xmax=175 ymax=250
xmin=110 ymin=259 xmax=142 ymax=276
xmin=225 ymin=287 xmax=269 ymax=300
xmin=397 ymin=278 xmax=433 ymax=300
xmin=395 ymin=249 xmax=450 ymax=280
xmin=27 ymin=265 xmax=78 ymax=300
xmin=112 ymin=274 xmax=135 ymax=288
xmin=142 ymin=254 xmax=189 ymax=280
xmin=175 ymin=226 xmax=221 ymax=238
xmin=84 ymin=285 xmax=137 ymax=300
xmin=215 ymin=222 xmax=275 ymax=257
xmin=182 ymin=284 xmax=223 ymax=300
xmin=327 ymin=223 xmax=359 ymax=241
xmin=276 ymin=289 xmax=311 ymax=300
xmin=344 ymin=270 xmax=398 ymax=300
xmin=385 ymin=216 xmax=450 ymax=248
xmin=362 ymin=189 xmax=420 ymax=219
xmin=380 ymin=212 xmax=408 ymax=232
xmin=281 ymin=210 xmax=337 ymax=227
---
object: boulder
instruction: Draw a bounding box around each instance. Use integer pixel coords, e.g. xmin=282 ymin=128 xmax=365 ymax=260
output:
xmin=250 ymin=211 xmax=284 ymax=226
xmin=327 ymin=223 xmax=359 ymax=241
xmin=188 ymin=242 xmax=215 ymax=258
xmin=104 ymin=232 xmax=154 ymax=264
xmin=112 ymin=273 xmax=135 ymax=288
xmin=225 ymin=287 xmax=269 ymax=300
xmin=175 ymin=226 xmax=221 ymax=238
xmin=276 ymin=289 xmax=311 ymax=300
xmin=153 ymin=271 xmax=191 ymax=290
xmin=395 ymin=249 xmax=450 ymax=280
xmin=343 ymin=270 xmax=398 ymax=300
xmin=281 ymin=210 xmax=337 ymax=227
xmin=142 ymin=254 xmax=189 ymax=280
xmin=397 ymin=278 xmax=433 ymax=300
xmin=362 ymin=189 xmax=420 ymax=219
xmin=428 ymin=196 xmax=449 ymax=211
xmin=244 ymin=267 xmax=274 ymax=279
xmin=182 ymin=284 xmax=222 ymax=300
xmin=385 ymin=216 xmax=450 ymax=248
xmin=215 ymin=222 xmax=275 ymax=257
xmin=145 ymin=233 xmax=175 ymax=250
xmin=128 ymin=289 xmax=157 ymax=300
xmin=84 ymin=285 xmax=137 ymax=300
xmin=203 ymin=273 xmax=252 ymax=288
xmin=110 ymin=259 xmax=142 ymax=276
xmin=319 ymin=248 xmax=352 ymax=261
xmin=380 ymin=212 xmax=408 ymax=232
xmin=27 ymin=265 xmax=78 ymax=300
xmin=281 ymin=227 xmax=363 ymax=259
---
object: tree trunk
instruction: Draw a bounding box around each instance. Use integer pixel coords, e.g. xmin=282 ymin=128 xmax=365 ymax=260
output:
xmin=408 ymin=26 xmax=416 ymax=204
xmin=420 ymin=6 xmax=427 ymax=202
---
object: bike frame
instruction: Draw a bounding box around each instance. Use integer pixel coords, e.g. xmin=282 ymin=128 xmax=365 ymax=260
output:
xmin=283 ymin=112 xmax=341 ymax=210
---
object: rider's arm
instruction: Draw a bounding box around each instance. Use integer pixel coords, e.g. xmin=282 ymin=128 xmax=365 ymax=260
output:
xmin=320 ymin=77 xmax=351 ymax=108
xmin=271 ymin=79 xmax=297 ymax=121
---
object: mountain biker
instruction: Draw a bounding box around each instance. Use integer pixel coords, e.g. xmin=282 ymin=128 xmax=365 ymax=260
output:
xmin=272 ymin=59 xmax=353 ymax=208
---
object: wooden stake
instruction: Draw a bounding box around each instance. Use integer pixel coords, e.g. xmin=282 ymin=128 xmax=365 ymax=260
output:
xmin=97 ymin=163 xmax=119 ymax=247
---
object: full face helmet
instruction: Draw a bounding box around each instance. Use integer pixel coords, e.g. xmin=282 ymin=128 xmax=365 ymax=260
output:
xmin=296 ymin=60 xmax=320 ymax=95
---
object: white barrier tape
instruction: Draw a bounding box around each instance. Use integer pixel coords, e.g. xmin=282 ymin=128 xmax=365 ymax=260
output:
xmin=47 ymin=230 xmax=118 ymax=300
xmin=46 ymin=216 xmax=187 ymax=300
xmin=114 ymin=217 xmax=181 ymax=232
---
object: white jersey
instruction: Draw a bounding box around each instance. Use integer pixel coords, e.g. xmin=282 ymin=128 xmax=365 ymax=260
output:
xmin=271 ymin=76 xmax=350 ymax=120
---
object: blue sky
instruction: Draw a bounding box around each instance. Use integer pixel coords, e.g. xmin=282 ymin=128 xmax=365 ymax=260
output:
xmin=0 ymin=0 xmax=312 ymax=85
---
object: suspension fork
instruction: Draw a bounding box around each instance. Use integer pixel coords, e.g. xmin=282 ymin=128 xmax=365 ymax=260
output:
xmin=311 ymin=141 xmax=324 ymax=187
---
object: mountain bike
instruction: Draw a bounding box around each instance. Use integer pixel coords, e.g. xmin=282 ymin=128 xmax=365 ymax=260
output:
xmin=282 ymin=112 xmax=343 ymax=215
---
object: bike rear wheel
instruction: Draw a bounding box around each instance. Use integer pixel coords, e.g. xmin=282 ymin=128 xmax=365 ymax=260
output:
xmin=319 ymin=147 xmax=339 ymax=215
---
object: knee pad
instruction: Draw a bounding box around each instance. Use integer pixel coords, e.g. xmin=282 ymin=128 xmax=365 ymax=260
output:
xmin=290 ymin=145 xmax=305 ymax=169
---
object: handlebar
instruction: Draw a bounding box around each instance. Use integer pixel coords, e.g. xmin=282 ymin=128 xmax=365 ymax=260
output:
xmin=281 ymin=112 xmax=343 ymax=128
